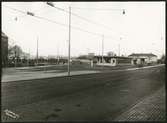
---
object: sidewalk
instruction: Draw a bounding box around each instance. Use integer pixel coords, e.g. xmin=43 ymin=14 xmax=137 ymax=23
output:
xmin=2 ymin=64 xmax=65 ymax=71
xmin=113 ymin=86 xmax=166 ymax=121
xmin=2 ymin=64 xmax=164 ymax=82
xmin=2 ymin=70 xmax=100 ymax=82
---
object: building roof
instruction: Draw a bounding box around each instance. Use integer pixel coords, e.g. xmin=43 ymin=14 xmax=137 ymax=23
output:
xmin=128 ymin=53 xmax=157 ymax=57
xmin=94 ymin=55 xmax=132 ymax=59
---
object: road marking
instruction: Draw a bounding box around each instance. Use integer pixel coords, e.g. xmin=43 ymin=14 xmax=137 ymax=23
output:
xmin=4 ymin=109 xmax=19 ymax=119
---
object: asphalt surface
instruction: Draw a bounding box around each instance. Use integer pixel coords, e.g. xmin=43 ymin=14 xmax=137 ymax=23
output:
xmin=1 ymin=65 xmax=165 ymax=121
xmin=113 ymin=86 xmax=165 ymax=121
xmin=1 ymin=64 xmax=137 ymax=82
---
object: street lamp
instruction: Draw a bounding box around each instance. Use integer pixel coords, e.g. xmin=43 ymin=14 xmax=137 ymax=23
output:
xmin=27 ymin=11 xmax=35 ymax=16
xmin=102 ymin=35 xmax=104 ymax=67
xmin=46 ymin=2 xmax=71 ymax=76
xmin=68 ymin=6 xmax=71 ymax=76
xmin=14 ymin=17 xmax=18 ymax=21
xmin=36 ymin=36 xmax=39 ymax=66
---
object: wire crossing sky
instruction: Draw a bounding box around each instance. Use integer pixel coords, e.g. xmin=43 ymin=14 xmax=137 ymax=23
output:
xmin=2 ymin=2 xmax=165 ymax=58
xmin=3 ymin=4 xmax=117 ymax=38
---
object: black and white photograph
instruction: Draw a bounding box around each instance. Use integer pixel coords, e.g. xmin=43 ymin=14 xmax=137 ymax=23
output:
xmin=1 ymin=1 xmax=166 ymax=122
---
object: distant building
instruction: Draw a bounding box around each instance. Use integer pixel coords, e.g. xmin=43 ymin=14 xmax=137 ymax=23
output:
xmin=128 ymin=53 xmax=158 ymax=65
xmin=1 ymin=32 xmax=8 ymax=67
xmin=107 ymin=51 xmax=116 ymax=56
xmin=94 ymin=56 xmax=132 ymax=66
xmin=73 ymin=54 xmax=92 ymax=65
xmin=88 ymin=53 xmax=95 ymax=56
xmin=87 ymin=53 xmax=95 ymax=60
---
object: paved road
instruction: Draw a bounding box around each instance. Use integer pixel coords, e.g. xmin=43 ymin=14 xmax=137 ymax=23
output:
xmin=2 ymin=70 xmax=100 ymax=82
xmin=2 ymin=64 xmax=136 ymax=82
xmin=1 ymin=65 xmax=165 ymax=121
xmin=113 ymin=86 xmax=165 ymax=121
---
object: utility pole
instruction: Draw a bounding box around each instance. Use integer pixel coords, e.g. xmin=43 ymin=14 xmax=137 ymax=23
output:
xmin=118 ymin=37 xmax=122 ymax=56
xmin=161 ymin=36 xmax=164 ymax=56
xmin=15 ymin=45 xmax=17 ymax=68
xmin=102 ymin=35 xmax=104 ymax=66
xmin=118 ymin=44 xmax=120 ymax=56
xmin=68 ymin=6 xmax=71 ymax=76
xmin=57 ymin=42 xmax=60 ymax=64
xmin=36 ymin=36 xmax=39 ymax=66
xmin=28 ymin=48 xmax=30 ymax=67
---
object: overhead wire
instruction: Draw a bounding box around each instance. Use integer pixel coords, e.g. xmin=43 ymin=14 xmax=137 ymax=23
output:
xmin=3 ymin=5 xmax=50 ymax=21
xmin=47 ymin=3 xmax=124 ymax=36
xmin=3 ymin=5 xmax=25 ymax=14
xmin=71 ymin=7 xmax=124 ymax=11
xmin=3 ymin=5 xmax=120 ymax=40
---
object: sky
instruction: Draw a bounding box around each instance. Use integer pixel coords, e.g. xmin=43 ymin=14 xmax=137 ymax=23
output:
xmin=2 ymin=2 xmax=166 ymax=58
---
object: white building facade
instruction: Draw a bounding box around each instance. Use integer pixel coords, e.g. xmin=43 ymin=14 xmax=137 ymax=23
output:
xmin=128 ymin=53 xmax=158 ymax=65
xmin=94 ymin=56 xmax=132 ymax=66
